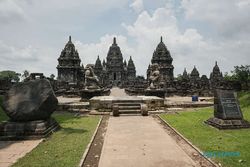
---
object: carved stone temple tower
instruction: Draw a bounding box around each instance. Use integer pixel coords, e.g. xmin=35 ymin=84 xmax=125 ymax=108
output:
xmin=147 ymin=36 xmax=174 ymax=82
xmin=103 ymin=37 xmax=136 ymax=86
xmin=57 ymin=36 xmax=84 ymax=84
xmin=210 ymin=61 xmax=223 ymax=88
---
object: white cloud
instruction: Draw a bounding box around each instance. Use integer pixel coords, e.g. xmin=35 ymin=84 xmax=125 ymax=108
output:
xmin=0 ymin=40 xmax=57 ymax=76
xmin=0 ymin=0 xmax=27 ymax=24
xmin=130 ymin=0 xmax=144 ymax=13
xmin=181 ymin=0 xmax=250 ymax=38
xmin=75 ymin=34 xmax=135 ymax=66
xmin=0 ymin=0 xmax=249 ymax=79
xmin=122 ymin=1 xmax=250 ymax=76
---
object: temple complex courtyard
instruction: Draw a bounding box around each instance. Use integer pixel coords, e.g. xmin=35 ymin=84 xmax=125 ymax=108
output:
xmin=0 ymin=1 xmax=250 ymax=166
xmin=0 ymin=88 xmax=249 ymax=167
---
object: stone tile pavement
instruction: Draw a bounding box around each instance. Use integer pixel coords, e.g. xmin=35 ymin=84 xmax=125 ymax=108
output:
xmin=99 ymin=116 xmax=198 ymax=167
xmin=0 ymin=139 xmax=42 ymax=167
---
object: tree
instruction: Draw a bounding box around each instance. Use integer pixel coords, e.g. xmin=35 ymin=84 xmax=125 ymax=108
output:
xmin=22 ymin=70 xmax=30 ymax=80
xmin=50 ymin=74 xmax=55 ymax=80
xmin=175 ymin=74 xmax=183 ymax=81
xmin=224 ymin=72 xmax=237 ymax=81
xmin=0 ymin=70 xmax=21 ymax=82
xmin=231 ymin=65 xmax=250 ymax=88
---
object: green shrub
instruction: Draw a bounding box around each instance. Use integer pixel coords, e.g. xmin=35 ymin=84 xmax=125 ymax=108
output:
xmin=238 ymin=91 xmax=250 ymax=108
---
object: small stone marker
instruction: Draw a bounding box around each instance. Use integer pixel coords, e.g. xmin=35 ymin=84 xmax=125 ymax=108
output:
xmin=205 ymin=89 xmax=250 ymax=129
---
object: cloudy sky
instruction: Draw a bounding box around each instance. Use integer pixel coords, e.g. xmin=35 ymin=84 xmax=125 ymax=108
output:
xmin=0 ymin=0 xmax=250 ymax=78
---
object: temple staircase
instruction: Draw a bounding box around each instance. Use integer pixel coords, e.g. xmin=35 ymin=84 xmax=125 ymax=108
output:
xmin=112 ymin=100 xmax=148 ymax=116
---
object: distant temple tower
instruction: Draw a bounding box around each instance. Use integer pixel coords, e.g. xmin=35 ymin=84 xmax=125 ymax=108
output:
xmin=103 ymin=37 xmax=136 ymax=86
xmin=182 ymin=68 xmax=189 ymax=80
xmin=210 ymin=61 xmax=223 ymax=88
xmin=148 ymin=36 xmax=174 ymax=82
xmin=127 ymin=56 xmax=136 ymax=81
xmin=190 ymin=66 xmax=200 ymax=81
xmin=57 ymin=36 xmax=83 ymax=84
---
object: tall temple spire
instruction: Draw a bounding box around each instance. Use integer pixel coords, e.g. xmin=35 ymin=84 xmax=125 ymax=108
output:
xmin=160 ymin=36 xmax=163 ymax=42
xmin=69 ymin=36 xmax=71 ymax=42
xmin=113 ymin=37 xmax=117 ymax=45
xmin=182 ymin=68 xmax=189 ymax=80
xmin=95 ymin=55 xmax=102 ymax=69
xmin=191 ymin=65 xmax=200 ymax=79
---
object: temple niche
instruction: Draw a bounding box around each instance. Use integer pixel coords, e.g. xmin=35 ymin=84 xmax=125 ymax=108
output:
xmin=57 ymin=36 xmax=84 ymax=86
xmin=147 ymin=36 xmax=174 ymax=84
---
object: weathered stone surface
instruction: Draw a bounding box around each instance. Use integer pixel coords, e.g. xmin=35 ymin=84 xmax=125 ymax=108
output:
xmin=90 ymin=95 xmax=164 ymax=112
xmin=214 ymin=89 xmax=242 ymax=120
xmin=112 ymin=104 xmax=119 ymax=117
xmin=3 ymin=79 xmax=58 ymax=121
xmin=57 ymin=36 xmax=84 ymax=84
xmin=0 ymin=118 xmax=59 ymax=140
xmin=205 ymin=117 xmax=250 ymax=129
xmin=80 ymin=88 xmax=110 ymax=100
xmin=205 ymin=89 xmax=250 ymax=129
xmin=141 ymin=104 xmax=148 ymax=116
xmin=145 ymin=89 xmax=166 ymax=98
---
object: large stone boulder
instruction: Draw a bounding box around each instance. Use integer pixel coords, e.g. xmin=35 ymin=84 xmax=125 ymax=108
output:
xmin=2 ymin=79 xmax=58 ymax=121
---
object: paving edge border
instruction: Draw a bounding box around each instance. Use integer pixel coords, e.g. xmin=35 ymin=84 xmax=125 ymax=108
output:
xmin=78 ymin=116 xmax=103 ymax=167
xmin=156 ymin=115 xmax=219 ymax=167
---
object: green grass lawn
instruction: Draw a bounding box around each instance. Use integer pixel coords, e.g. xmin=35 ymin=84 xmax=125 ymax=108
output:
xmin=0 ymin=95 xmax=100 ymax=166
xmin=12 ymin=113 xmax=100 ymax=167
xmin=160 ymin=92 xmax=250 ymax=167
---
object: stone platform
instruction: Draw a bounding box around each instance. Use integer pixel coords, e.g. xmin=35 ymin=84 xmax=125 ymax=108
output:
xmin=80 ymin=88 xmax=110 ymax=100
xmin=90 ymin=96 xmax=164 ymax=112
xmin=0 ymin=118 xmax=60 ymax=140
xmin=145 ymin=89 xmax=166 ymax=98
xmin=205 ymin=117 xmax=250 ymax=129
xmin=165 ymin=96 xmax=214 ymax=108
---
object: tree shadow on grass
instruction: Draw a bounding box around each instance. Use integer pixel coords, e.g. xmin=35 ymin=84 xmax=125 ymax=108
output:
xmin=60 ymin=127 xmax=88 ymax=135
xmin=52 ymin=113 xmax=90 ymax=124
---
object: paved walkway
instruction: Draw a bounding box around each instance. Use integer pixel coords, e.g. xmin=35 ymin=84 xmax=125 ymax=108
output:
xmin=99 ymin=116 xmax=198 ymax=167
xmin=110 ymin=87 xmax=128 ymax=97
xmin=0 ymin=139 xmax=42 ymax=167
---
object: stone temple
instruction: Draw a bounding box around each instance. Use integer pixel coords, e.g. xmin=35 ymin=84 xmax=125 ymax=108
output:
xmin=94 ymin=37 xmax=136 ymax=87
xmin=147 ymin=36 xmax=174 ymax=83
xmin=53 ymin=35 xmax=241 ymax=97
xmin=57 ymin=36 xmax=84 ymax=85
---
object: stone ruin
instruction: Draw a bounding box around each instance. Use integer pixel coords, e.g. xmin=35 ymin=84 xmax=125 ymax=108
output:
xmin=50 ymin=35 xmax=242 ymax=98
xmin=205 ymin=89 xmax=250 ymax=129
xmin=80 ymin=65 xmax=110 ymax=100
xmin=0 ymin=78 xmax=12 ymax=95
xmin=0 ymin=79 xmax=59 ymax=140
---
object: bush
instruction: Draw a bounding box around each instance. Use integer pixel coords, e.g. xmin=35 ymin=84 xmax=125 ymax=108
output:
xmin=238 ymin=91 xmax=250 ymax=108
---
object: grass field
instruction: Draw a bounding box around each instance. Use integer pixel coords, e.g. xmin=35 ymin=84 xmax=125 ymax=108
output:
xmin=12 ymin=113 xmax=100 ymax=167
xmin=160 ymin=91 xmax=250 ymax=167
xmin=0 ymin=96 xmax=100 ymax=166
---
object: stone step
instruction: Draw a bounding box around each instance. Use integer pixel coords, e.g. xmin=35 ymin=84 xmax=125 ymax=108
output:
xmin=118 ymin=106 xmax=141 ymax=110
xmin=115 ymin=103 xmax=141 ymax=106
xmin=113 ymin=100 xmax=143 ymax=104
xmin=118 ymin=110 xmax=141 ymax=114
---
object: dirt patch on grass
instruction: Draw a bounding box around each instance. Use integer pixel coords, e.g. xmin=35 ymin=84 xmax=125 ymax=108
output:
xmin=153 ymin=115 xmax=218 ymax=167
xmin=81 ymin=116 xmax=109 ymax=167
